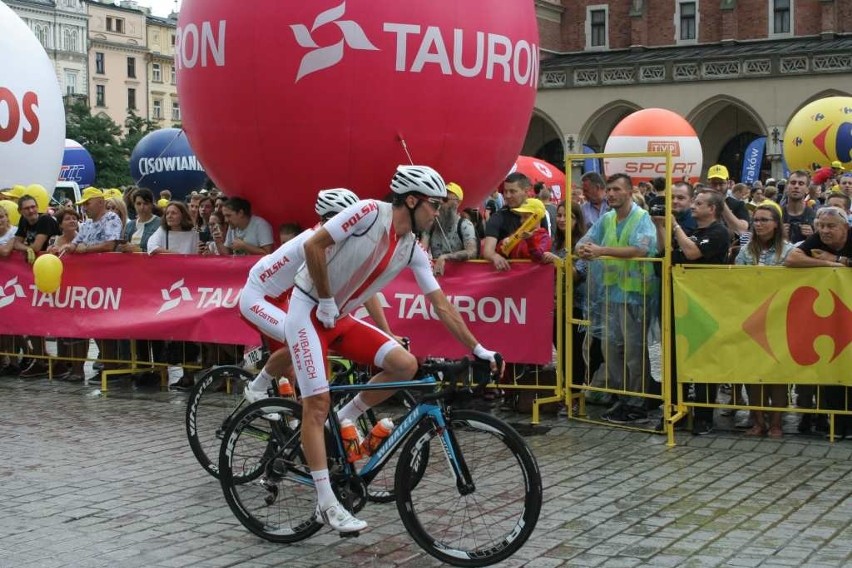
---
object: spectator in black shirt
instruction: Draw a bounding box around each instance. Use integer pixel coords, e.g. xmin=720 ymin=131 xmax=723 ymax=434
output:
xmin=781 ymin=170 xmax=816 ymax=244
xmin=671 ymin=189 xmax=731 ymax=435
xmin=482 ymin=172 xmax=530 ymax=271
xmin=12 ymin=195 xmax=59 ymax=261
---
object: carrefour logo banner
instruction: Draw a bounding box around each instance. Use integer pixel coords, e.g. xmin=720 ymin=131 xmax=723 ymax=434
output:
xmin=673 ymin=266 xmax=851 ymax=384
xmin=0 ymin=256 xmax=553 ymax=362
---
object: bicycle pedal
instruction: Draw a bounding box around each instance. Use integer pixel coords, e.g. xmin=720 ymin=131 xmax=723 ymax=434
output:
xmin=338 ymin=531 xmax=360 ymax=538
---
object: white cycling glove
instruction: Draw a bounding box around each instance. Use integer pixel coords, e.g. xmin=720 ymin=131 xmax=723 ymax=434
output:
xmin=473 ymin=343 xmax=497 ymax=362
xmin=316 ymin=298 xmax=339 ymax=329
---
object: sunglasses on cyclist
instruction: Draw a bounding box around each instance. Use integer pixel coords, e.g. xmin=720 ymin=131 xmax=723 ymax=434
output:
xmin=417 ymin=197 xmax=444 ymax=211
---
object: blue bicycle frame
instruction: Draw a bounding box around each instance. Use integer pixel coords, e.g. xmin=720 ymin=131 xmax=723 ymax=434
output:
xmin=288 ymin=375 xmax=471 ymax=493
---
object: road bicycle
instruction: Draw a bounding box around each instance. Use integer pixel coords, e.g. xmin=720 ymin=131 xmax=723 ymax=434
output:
xmin=217 ymin=356 xmax=543 ymax=567
xmin=185 ymin=355 xmax=416 ymax=503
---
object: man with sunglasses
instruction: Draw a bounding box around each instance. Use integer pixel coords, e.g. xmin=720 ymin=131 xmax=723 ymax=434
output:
xmin=284 ymin=165 xmax=502 ymax=534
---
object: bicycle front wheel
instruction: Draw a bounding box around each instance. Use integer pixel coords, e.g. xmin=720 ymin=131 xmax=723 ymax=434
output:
xmin=394 ymin=410 xmax=542 ymax=567
xmin=219 ymin=398 xmax=322 ymax=543
xmin=185 ymin=366 xmax=253 ymax=478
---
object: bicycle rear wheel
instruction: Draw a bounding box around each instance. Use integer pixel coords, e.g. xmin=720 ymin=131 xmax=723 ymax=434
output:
xmin=394 ymin=410 xmax=542 ymax=567
xmin=185 ymin=366 xmax=253 ymax=478
xmin=218 ymin=398 xmax=322 ymax=543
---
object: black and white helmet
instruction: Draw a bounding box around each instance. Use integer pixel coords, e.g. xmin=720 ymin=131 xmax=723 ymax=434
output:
xmin=315 ymin=188 xmax=359 ymax=217
xmin=390 ymin=165 xmax=447 ymax=198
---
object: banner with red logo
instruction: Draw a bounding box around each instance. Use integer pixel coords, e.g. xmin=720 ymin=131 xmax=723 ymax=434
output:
xmin=0 ymin=255 xmax=554 ymax=363
xmin=673 ymin=266 xmax=851 ymax=384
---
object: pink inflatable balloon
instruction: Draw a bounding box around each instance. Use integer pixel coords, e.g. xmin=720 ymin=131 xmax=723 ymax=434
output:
xmin=176 ymin=0 xmax=539 ymax=229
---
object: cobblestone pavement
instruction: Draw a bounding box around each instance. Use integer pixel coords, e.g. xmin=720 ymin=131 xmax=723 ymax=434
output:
xmin=2 ymin=374 xmax=852 ymax=568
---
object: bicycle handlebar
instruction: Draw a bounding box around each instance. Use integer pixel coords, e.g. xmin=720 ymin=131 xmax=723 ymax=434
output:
xmin=417 ymin=353 xmax=503 ymax=403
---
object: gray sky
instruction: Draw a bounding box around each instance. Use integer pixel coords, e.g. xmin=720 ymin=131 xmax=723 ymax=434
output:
xmin=135 ymin=0 xmax=182 ymax=17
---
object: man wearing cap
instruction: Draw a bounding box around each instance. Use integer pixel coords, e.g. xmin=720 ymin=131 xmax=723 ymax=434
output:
xmin=59 ymin=188 xmax=123 ymax=255
xmin=706 ymin=164 xmax=749 ymax=235
xmin=58 ymin=188 xmax=124 ymax=376
xmin=421 ymin=182 xmax=478 ymax=276
xmin=811 ymin=160 xmax=846 ymax=187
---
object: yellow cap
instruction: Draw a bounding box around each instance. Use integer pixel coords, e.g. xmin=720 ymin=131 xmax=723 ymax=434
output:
xmin=831 ymin=160 xmax=845 ymax=170
xmin=157 ymin=198 xmax=170 ymax=208
xmin=707 ymin=164 xmax=729 ymax=180
xmin=76 ymin=187 xmax=105 ymax=204
xmin=755 ymin=200 xmax=782 ymax=218
xmin=103 ymin=188 xmax=123 ymax=199
xmin=512 ymin=197 xmax=546 ymax=220
xmin=446 ymin=182 xmax=464 ymax=201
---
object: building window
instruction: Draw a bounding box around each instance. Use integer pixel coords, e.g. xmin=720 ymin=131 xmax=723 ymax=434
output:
xmin=170 ymin=65 xmax=176 ymax=84
xmin=586 ymin=5 xmax=608 ymax=49
xmin=171 ymin=101 xmax=180 ymax=121
xmin=771 ymin=0 xmax=792 ymax=35
xmin=34 ymin=24 xmax=49 ymax=47
xmin=152 ymin=63 xmax=162 ymax=83
xmin=63 ymin=29 xmax=78 ymax=52
xmin=170 ymin=34 xmax=176 ymax=46
xmin=96 ymin=85 xmax=105 ymax=107
xmin=678 ymin=2 xmax=697 ymax=41
xmin=95 ymin=52 xmax=105 ymax=74
xmin=127 ymin=57 xmax=136 ymax=79
xmin=128 ymin=88 xmax=136 ymax=110
xmin=153 ymin=99 xmax=162 ymax=119
xmin=65 ymin=70 xmax=77 ymax=95
xmin=106 ymin=17 xmax=124 ymax=34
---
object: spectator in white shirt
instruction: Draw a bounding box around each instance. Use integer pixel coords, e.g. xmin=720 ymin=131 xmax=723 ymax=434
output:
xmin=147 ymin=201 xmax=200 ymax=255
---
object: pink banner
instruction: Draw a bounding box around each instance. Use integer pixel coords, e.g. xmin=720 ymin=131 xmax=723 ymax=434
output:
xmin=0 ymin=255 xmax=554 ymax=362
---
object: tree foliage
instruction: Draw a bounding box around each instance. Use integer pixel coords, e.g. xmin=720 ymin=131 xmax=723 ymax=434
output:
xmin=64 ymin=103 xmax=159 ymax=188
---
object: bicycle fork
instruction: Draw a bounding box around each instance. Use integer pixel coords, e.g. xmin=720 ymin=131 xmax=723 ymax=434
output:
xmin=428 ymin=410 xmax=476 ymax=496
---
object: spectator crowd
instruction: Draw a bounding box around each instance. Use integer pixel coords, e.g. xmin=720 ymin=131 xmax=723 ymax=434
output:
xmin=1 ymin=159 xmax=851 ymax=438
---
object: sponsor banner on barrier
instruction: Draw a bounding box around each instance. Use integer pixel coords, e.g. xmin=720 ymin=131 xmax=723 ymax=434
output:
xmin=673 ymin=266 xmax=851 ymax=384
xmin=0 ymin=255 xmax=554 ymax=362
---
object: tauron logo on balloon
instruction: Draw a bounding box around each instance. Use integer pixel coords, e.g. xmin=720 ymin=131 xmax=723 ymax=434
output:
xmin=290 ymin=2 xmax=379 ymax=82
xmin=291 ymin=2 xmax=539 ymax=86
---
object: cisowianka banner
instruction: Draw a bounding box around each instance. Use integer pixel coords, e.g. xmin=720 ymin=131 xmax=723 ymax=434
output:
xmin=673 ymin=265 xmax=851 ymax=384
xmin=0 ymin=254 xmax=555 ymax=363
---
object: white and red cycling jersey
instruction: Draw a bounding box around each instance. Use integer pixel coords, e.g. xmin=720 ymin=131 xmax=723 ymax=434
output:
xmin=247 ymin=226 xmax=316 ymax=297
xmin=239 ymin=227 xmax=316 ymax=346
xmin=293 ymin=200 xmax=439 ymax=314
xmin=287 ymin=199 xmax=441 ymax=396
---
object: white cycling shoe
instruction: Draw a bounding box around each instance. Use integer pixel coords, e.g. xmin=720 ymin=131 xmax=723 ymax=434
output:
xmin=316 ymin=502 xmax=367 ymax=533
xmin=243 ymin=388 xmax=280 ymax=421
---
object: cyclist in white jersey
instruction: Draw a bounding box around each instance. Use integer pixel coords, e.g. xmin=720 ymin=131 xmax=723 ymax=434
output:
xmin=285 ymin=165 xmax=503 ymax=534
xmin=238 ymin=189 xmax=394 ymax=399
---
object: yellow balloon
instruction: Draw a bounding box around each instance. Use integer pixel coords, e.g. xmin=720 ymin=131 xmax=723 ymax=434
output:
xmin=784 ymin=96 xmax=852 ymax=171
xmin=33 ymin=253 xmax=63 ymax=294
xmin=0 ymin=199 xmax=20 ymax=226
xmin=25 ymin=183 xmax=50 ymax=213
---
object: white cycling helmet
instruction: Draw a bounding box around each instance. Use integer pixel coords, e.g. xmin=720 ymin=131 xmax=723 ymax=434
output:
xmin=390 ymin=165 xmax=447 ymax=198
xmin=315 ymin=188 xmax=359 ymax=217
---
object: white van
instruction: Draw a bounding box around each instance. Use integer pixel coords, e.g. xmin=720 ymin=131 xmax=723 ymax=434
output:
xmin=51 ymin=181 xmax=82 ymax=208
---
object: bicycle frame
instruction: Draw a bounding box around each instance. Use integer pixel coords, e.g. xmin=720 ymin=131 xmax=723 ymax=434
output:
xmin=273 ymin=375 xmax=473 ymax=494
